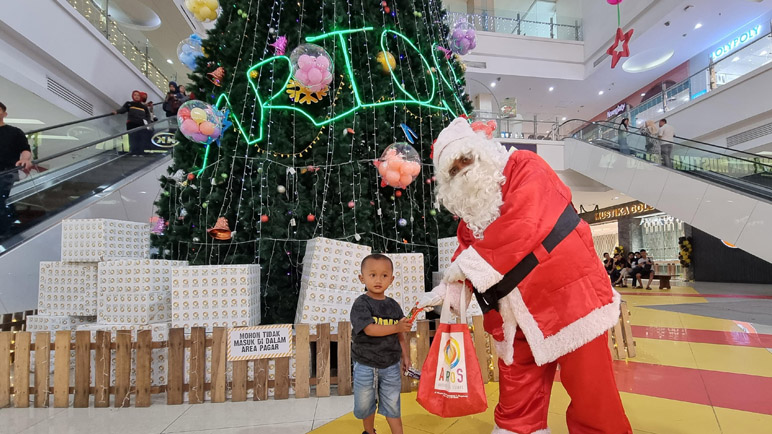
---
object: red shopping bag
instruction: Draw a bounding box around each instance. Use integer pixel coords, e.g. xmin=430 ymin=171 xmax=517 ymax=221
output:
xmin=416 ymin=297 xmax=487 ymax=417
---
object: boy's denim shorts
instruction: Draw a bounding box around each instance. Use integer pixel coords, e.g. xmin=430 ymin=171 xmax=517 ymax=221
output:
xmin=353 ymin=361 xmax=401 ymax=419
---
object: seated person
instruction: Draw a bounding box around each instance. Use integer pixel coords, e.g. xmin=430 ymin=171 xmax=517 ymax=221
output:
xmin=603 ymin=253 xmax=613 ymax=275
xmin=611 ymin=254 xmax=630 ymax=288
xmin=631 ymin=249 xmax=655 ymax=290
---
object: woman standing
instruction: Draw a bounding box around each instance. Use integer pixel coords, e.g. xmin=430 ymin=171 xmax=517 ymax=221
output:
xmin=114 ymin=90 xmax=153 ymax=156
xmin=618 ymin=117 xmax=630 ymax=155
xmin=642 ymin=120 xmax=660 ymax=162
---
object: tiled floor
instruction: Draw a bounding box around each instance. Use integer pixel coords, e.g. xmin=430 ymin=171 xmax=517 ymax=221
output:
xmin=3 ymin=284 xmax=772 ymax=433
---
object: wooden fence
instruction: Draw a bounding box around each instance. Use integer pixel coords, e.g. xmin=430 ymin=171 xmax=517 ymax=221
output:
xmin=0 ymin=308 xmax=632 ymax=409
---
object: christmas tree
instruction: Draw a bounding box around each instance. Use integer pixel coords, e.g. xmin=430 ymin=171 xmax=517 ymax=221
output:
xmin=153 ymin=0 xmax=473 ymax=324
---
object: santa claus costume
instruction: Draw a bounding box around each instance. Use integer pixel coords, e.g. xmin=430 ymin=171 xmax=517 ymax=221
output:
xmin=423 ymin=118 xmax=632 ymax=434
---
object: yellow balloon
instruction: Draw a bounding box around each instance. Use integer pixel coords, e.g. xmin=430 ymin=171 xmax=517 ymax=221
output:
xmin=190 ymin=108 xmax=207 ymax=123
xmin=376 ymin=51 xmax=396 ymax=73
xmin=205 ymin=0 xmax=219 ymax=10
xmin=198 ymin=6 xmax=212 ymax=19
xmin=185 ymin=0 xmax=195 ymax=11
xmin=207 ymin=8 xmax=218 ymax=20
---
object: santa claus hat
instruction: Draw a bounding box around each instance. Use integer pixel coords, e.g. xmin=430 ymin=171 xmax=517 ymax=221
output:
xmin=433 ymin=117 xmax=511 ymax=172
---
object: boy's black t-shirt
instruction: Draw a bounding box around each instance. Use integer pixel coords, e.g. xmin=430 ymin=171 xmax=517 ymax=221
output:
xmin=350 ymin=293 xmax=404 ymax=369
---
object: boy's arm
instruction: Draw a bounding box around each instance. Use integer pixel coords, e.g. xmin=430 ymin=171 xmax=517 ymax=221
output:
xmin=363 ymin=318 xmax=410 ymax=337
xmin=397 ymin=330 xmax=410 ymax=372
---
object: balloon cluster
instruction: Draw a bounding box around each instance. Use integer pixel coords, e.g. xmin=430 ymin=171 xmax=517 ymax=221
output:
xmin=184 ymin=0 xmax=220 ymax=22
xmin=177 ymin=34 xmax=204 ymax=70
xmin=450 ymin=20 xmax=477 ymax=55
xmin=290 ymin=44 xmax=333 ymax=92
xmin=678 ymin=237 xmax=693 ymax=267
xmin=374 ymin=143 xmax=422 ymax=189
xmin=177 ymin=100 xmax=222 ymax=144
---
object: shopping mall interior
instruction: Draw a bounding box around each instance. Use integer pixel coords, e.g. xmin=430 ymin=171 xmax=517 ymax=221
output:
xmin=1 ymin=0 xmax=772 ymax=433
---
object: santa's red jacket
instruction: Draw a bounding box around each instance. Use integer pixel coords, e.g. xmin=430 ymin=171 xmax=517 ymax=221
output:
xmin=452 ymin=150 xmax=621 ymax=366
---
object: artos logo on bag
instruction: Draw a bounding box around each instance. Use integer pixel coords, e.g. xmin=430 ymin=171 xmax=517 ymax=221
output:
xmin=434 ymin=332 xmax=468 ymax=393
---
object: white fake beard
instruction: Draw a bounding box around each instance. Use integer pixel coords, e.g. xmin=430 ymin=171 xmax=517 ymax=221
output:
xmin=436 ymin=157 xmax=505 ymax=239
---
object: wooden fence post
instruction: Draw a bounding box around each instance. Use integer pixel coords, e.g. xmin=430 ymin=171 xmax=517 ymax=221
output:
xmin=337 ymin=321 xmax=351 ymax=396
xmin=0 ymin=332 xmax=11 ymax=408
xmin=274 ymin=357 xmax=290 ymax=400
xmin=73 ymin=331 xmax=91 ymax=408
xmin=253 ymin=358 xmax=268 ymax=401
xmin=34 ymin=331 xmax=51 ymax=408
xmin=53 ymin=331 xmax=70 ymax=408
xmin=416 ymin=320 xmax=430 ymax=370
xmin=294 ymin=324 xmax=310 ymax=399
xmin=316 ymin=323 xmax=331 ymax=397
xmin=167 ymin=328 xmax=184 ymax=405
xmin=189 ymin=327 xmax=206 ymax=404
xmin=13 ymin=331 xmax=31 ymax=408
xmin=115 ymin=330 xmax=132 ymax=408
xmin=135 ymin=330 xmax=152 ymax=408
xmin=231 ymin=360 xmax=247 ymax=402
xmin=94 ymin=330 xmax=111 ymax=408
xmin=210 ymin=327 xmax=226 ymax=403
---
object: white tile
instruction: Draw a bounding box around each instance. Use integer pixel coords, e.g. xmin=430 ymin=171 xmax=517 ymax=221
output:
xmin=17 ymin=405 xmax=190 ymax=434
xmin=691 ymin=186 xmax=758 ymax=244
xmin=311 ymin=419 xmax=336 ymax=430
xmin=625 ymin=161 xmax=668 ymax=207
xmin=654 ymin=172 xmax=709 ymax=224
xmin=163 ymin=399 xmax=319 ymax=433
xmin=164 ymin=422 xmax=315 ymax=434
xmin=602 ymin=154 xmax=637 ymax=193
xmin=0 ymin=407 xmax=66 ymax=434
xmin=312 ymin=395 xmax=354 ymax=420
xmin=735 ymin=200 xmax=772 ymax=263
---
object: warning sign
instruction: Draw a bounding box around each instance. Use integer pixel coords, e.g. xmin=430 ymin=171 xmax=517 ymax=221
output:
xmin=227 ymin=324 xmax=293 ymax=361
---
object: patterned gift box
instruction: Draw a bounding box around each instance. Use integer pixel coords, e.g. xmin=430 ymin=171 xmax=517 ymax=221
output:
xmin=99 ymin=290 xmax=172 ymax=325
xmin=295 ymin=286 xmax=355 ymax=334
xmin=299 ymin=237 xmax=371 ymax=293
xmin=26 ymin=314 xmax=96 ymax=333
xmin=38 ymin=261 xmax=99 ymax=316
xmin=387 ymin=253 xmax=426 ymax=326
xmin=171 ymin=264 xmax=261 ymax=332
xmin=61 ymin=219 xmax=150 ymax=262
xmin=438 ymin=236 xmax=459 ymax=273
xmin=97 ymin=259 xmax=188 ymax=293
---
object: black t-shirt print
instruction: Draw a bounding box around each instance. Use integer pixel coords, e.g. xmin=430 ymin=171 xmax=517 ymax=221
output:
xmin=350 ymin=293 xmax=405 ymax=369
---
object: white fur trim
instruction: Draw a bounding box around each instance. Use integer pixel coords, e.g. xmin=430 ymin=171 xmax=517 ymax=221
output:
xmin=510 ymin=288 xmax=621 ymax=366
xmin=455 ymin=247 xmax=504 ymax=292
xmin=493 ymin=296 xmax=518 ymax=365
xmin=492 ymin=425 xmax=550 ymax=434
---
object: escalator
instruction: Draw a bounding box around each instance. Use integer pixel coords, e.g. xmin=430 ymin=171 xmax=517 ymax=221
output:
xmin=563 ymin=120 xmax=772 ymax=263
xmin=0 ymin=114 xmax=176 ymax=255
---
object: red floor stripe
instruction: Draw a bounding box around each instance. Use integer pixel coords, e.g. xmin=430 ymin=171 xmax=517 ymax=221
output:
xmin=620 ymin=291 xmax=772 ymax=299
xmin=555 ymin=362 xmax=772 ymax=415
xmin=631 ymin=325 xmax=772 ymax=348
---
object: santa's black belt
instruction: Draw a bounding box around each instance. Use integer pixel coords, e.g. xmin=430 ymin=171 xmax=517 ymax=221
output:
xmin=474 ymin=204 xmax=581 ymax=314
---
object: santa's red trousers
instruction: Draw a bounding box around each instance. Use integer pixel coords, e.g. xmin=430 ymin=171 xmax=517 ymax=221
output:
xmin=495 ymin=329 xmax=632 ymax=434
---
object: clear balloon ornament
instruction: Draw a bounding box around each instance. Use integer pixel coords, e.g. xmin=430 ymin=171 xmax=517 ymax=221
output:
xmin=177 ymin=100 xmax=223 ymax=144
xmin=177 ymin=34 xmax=204 ymax=70
xmin=374 ymin=143 xmax=422 ymax=189
xmin=289 ymin=44 xmax=334 ymax=92
xmin=449 ymin=19 xmax=477 ymax=55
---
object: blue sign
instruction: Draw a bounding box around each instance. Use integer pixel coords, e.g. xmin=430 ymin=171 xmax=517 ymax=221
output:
xmin=711 ymin=25 xmax=763 ymax=60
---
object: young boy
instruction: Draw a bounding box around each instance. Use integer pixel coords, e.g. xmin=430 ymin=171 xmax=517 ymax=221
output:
xmin=350 ymin=253 xmax=412 ymax=434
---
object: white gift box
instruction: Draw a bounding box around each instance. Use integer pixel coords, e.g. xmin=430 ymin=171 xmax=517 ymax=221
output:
xmin=387 ymin=253 xmax=426 ymax=324
xmin=300 ymin=237 xmax=371 ymax=293
xmin=26 ymin=314 xmax=96 ymax=333
xmin=98 ymin=259 xmax=188 ymax=293
xmin=38 ymin=261 xmax=99 ymax=316
xmin=295 ymin=286 xmax=355 ymax=334
xmin=171 ymin=264 xmax=261 ymax=332
xmin=99 ymin=290 xmax=172 ymax=325
xmin=61 ymin=219 xmax=150 ymax=262
xmin=438 ymin=236 xmax=459 ymax=273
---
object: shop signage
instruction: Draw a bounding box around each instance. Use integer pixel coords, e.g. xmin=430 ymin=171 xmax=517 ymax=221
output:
xmin=581 ymin=201 xmax=655 ymax=224
xmin=639 ymin=154 xmax=772 ymax=176
xmin=227 ymin=324 xmax=293 ymax=361
xmin=711 ymin=25 xmax=763 ymax=60
xmin=606 ymin=103 xmax=627 ymax=119
xmin=151 ymin=131 xmax=179 ymax=148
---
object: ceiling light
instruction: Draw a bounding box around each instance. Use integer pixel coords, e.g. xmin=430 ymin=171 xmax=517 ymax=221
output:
xmin=761 ymin=50 xmax=768 ymax=56
xmin=657 ymin=108 xmax=664 ymax=113
xmin=622 ymin=48 xmax=675 ymax=73
xmin=561 ymin=117 xmax=567 ymax=121
xmin=732 ymin=56 xmax=740 ymax=62
xmin=549 ymin=86 xmax=554 ymax=92
xmin=166 ymin=59 xmax=173 ymax=64
xmin=641 ymin=93 xmax=646 ymax=97
xmin=5 ymin=118 xmax=44 ymax=125
xmin=613 ymin=196 xmax=620 ymax=200
xmin=694 ymin=23 xmax=702 ymax=30
xmin=490 ymin=82 xmax=496 ymax=87
xmin=598 ymin=90 xmax=604 ymax=95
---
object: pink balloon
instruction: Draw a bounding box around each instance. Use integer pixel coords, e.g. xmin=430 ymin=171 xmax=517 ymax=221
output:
xmin=378 ymin=163 xmax=389 ymax=177
xmin=388 ymin=158 xmax=404 ymax=171
xmin=607 ymin=0 xmax=623 ymax=4
xmin=199 ymin=121 xmax=216 ymax=136
xmin=322 ymin=71 xmax=333 ymax=85
xmin=191 ymin=132 xmax=208 ymax=143
xmin=385 ymin=170 xmax=401 ymax=185
xmin=399 ymin=162 xmax=413 ymax=175
xmin=297 ymin=54 xmax=313 ymax=69
xmin=295 ymin=69 xmax=309 ymax=84
xmin=316 ymin=56 xmax=330 ymax=69
xmin=399 ymin=173 xmax=413 ymax=187
xmin=209 ymin=125 xmax=221 ymax=139
xmin=178 ymin=107 xmax=191 ymax=119
xmin=181 ymin=119 xmax=199 ymax=136
xmin=409 ymin=162 xmax=421 ymax=176
xmin=307 ymin=68 xmax=323 ymax=85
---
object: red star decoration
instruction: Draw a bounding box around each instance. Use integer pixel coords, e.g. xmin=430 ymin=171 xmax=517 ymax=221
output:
xmin=606 ymin=27 xmax=634 ymax=68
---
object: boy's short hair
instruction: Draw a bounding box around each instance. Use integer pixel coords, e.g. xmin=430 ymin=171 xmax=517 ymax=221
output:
xmin=360 ymin=253 xmax=393 ymax=271
xmin=0 ymin=101 xmax=6 ymax=112
xmin=639 ymin=249 xmax=647 ymax=253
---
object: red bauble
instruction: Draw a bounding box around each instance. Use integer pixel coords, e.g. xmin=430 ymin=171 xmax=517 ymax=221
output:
xmin=384 ymin=6 xmax=390 ymax=13
xmin=307 ymin=214 xmax=316 ymax=222
xmin=348 ymin=201 xmax=355 ymax=208
xmin=187 ymin=173 xmax=195 ymax=181
xmin=260 ymin=215 xmax=269 ymax=223
xmin=395 ymin=190 xmax=402 ymax=197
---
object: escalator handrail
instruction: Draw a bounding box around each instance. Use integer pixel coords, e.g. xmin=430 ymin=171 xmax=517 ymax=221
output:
xmin=561 ymin=119 xmax=772 ymax=170
xmin=23 ymin=100 xmax=161 ymax=135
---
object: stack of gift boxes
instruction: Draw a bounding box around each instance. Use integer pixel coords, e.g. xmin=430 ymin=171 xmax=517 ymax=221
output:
xmin=436 ymin=236 xmax=483 ymax=320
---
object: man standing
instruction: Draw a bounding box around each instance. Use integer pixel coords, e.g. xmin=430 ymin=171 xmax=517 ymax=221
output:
xmin=658 ymin=118 xmax=675 ymax=168
xmin=420 ymin=118 xmax=631 ymax=434
xmin=0 ymin=102 xmax=33 ymax=236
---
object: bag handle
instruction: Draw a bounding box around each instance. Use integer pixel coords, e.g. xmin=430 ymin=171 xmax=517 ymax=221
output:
xmin=439 ymin=284 xmax=467 ymax=324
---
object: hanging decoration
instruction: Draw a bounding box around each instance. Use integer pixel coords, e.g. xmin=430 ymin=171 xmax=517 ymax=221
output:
xmin=678 ymin=237 xmax=693 ymax=267
xmin=400 ymin=123 xmax=418 ymax=144
xmin=470 ymin=120 xmax=497 ymax=139
xmin=177 ymin=34 xmax=204 ymax=70
xmin=376 ymin=51 xmax=396 ymax=73
xmin=177 ymin=100 xmax=222 ymax=144
xmin=207 ymin=217 xmax=232 ymax=240
xmin=435 ymin=46 xmax=452 ymax=59
xmin=269 ymin=36 xmax=288 ymax=56
xmin=374 ymin=143 xmax=422 ymax=189
xmin=207 ymin=67 xmax=225 ymax=86
xmin=449 ymin=19 xmax=477 ymax=55
xmin=151 ymin=217 xmax=166 ymax=235
xmin=289 ymin=44 xmax=333 ymax=92
xmin=286 ymin=79 xmax=329 ymax=104
xmin=606 ymin=1 xmax=634 ymax=68
xmin=184 ymin=0 xmax=220 ymax=22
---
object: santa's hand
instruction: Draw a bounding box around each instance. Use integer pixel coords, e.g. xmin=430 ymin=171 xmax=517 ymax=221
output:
xmin=442 ymin=261 xmax=466 ymax=284
xmin=445 ymin=281 xmax=469 ymax=316
xmin=416 ymin=283 xmax=446 ymax=309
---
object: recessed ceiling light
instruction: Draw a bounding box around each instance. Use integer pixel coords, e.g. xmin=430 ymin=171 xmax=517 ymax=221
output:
xmin=694 ymin=23 xmax=702 ymax=30
xmin=732 ymin=56 xmax=740 ymax=62
xmin=490 ymin=82 xmax=496 ymax=87
xmin=760 ymin=50 xmax=768 ymax=56
xmin=548 ymin=86 xmax=554 ymax=92
xmin=623 ymin=48 xmax=675 ymax=73
xmin=598 ymin=90 xmax=605 ymax=95
xmin=5 ymin=118 xmax=44 ymax=125
xmin=166 ymin=59 xmax=173 ymax=64
xmin=657 ymin=108 xmax=664 ymax=113
xmin=613 ymin=196 xmax=620 ymax=200
xmin=641 ymin=93 xmax=646 ymax=97
xmin=561 ymin=117 xmax=567 ymax=121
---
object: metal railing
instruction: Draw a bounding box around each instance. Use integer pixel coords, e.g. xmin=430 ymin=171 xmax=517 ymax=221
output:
xmin=65 ymin=0 xmax=176 ymax=92
xmin=447 ymin=11 xmax=582 ymax=42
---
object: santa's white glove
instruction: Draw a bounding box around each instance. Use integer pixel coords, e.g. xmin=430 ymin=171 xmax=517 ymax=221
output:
xmin=416 ymin=283 xmax=446 ymax=309
xmin=442 ymin=261 xmax=466 ymax=285
xmin=416 ymin=281 xmax=469 ymax=316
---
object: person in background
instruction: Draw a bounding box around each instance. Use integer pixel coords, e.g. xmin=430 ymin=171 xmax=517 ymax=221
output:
xmin=612 ymin=253 xmax=630 ymax=288
xmin=113 ymin=90 xmax=153 ymax=156
xmin=618 ymin=117 xmax=630 ymax=155
xmin=0 ymin=101 xmax=33 ymax=237
xmin=603 ymin=252 xmax=613 ymax=275
xmin=658 ymin=118 xmax=675 ymax=168
xmin=632 ymin=249 xmax=655 ymax=290
xmin=642 ymin=120 xmax=659 ymax=161
xmin=178 ymin=85 xmax=191 ymax=104
xmin=162 ymin=81 xmax=182 ymax=118
xmin=630 ymin=252 xmax=641 ymax=288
